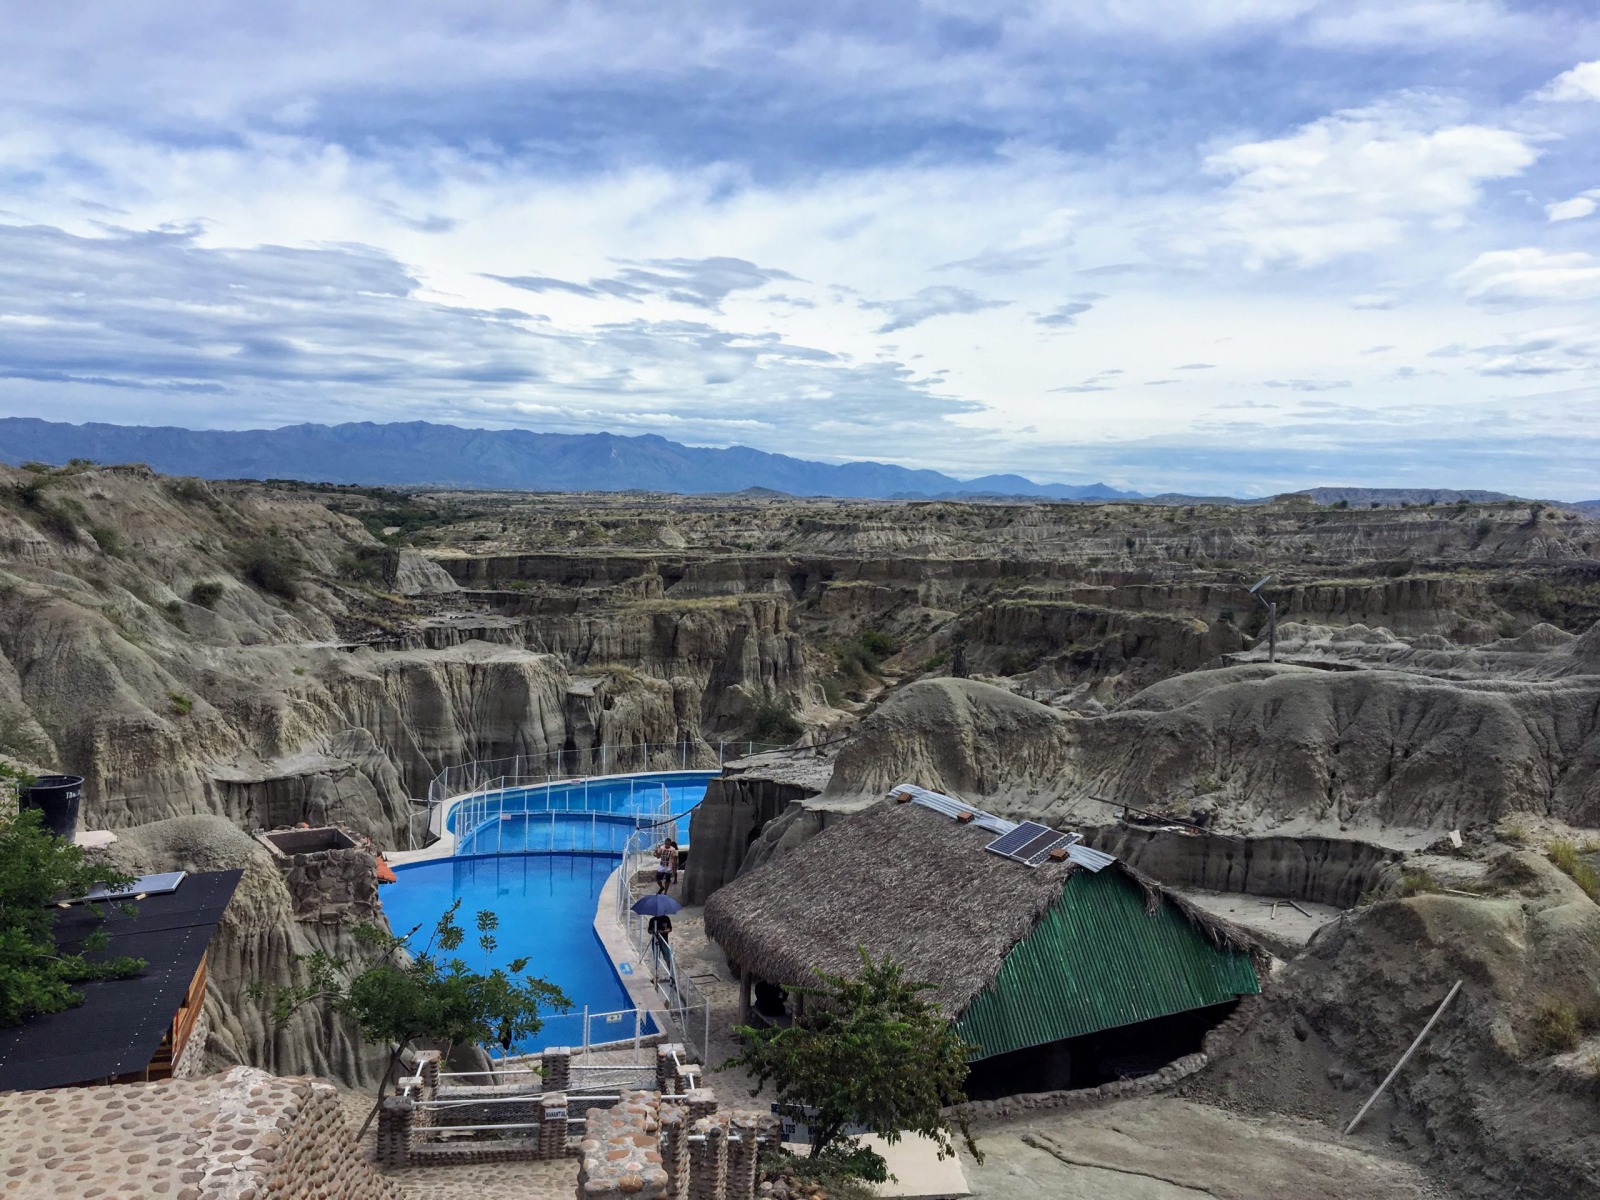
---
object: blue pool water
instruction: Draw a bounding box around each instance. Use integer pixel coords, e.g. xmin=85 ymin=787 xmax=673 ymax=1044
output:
xmin=386 ymin=853 xmax=653 ymax=1053
xmin=451 ymin=771 xmax=717 ymax=857
xmin=385 ymin=770 xmax=716 ymax=1053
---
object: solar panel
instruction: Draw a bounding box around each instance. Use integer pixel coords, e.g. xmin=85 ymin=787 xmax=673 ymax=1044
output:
xmin=985 ymin=821 xmax=1055 ymax=860
xmin=985 ymin=822 xmax=1082 ymax=868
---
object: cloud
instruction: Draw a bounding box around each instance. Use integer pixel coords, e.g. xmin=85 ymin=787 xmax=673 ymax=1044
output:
xmin=1034 ymin=299 xmax=1096 ymax=328
xmin=935 ymin=248 xmax=1049 ymax=275
xmin=863 ymin=286 xmax=1008 ymax=333
xmin=1265 ymin=379 xmax=1352 ymax=391
xmin=488 ymin=257 xmax=796 ymax=311
xmin=1537 ymin=60 xmax=1600 ymax=102
xmin=1546 ymin=193 xmax=1599 ymax=222
xmin=1454 ymin=247 xmax=1600 ymax=306
xmin=1195 ymin=96 xmax=1539 ymax=267
xmin=1466 ymin=327 xmax=1600 ymax=376
xmin=0 ymin=222 xmax=984 ymax=457
xmin=1175 ymin=362 xmax=1216 ymax=369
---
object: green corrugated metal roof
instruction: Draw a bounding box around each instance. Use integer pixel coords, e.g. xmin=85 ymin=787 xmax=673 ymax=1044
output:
xmin=955 ymin=868 xmax=1259 ymax=1060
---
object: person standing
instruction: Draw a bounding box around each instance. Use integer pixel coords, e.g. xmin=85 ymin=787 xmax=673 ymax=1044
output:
xmin=655 ymin=840 xmax=674 ymax=893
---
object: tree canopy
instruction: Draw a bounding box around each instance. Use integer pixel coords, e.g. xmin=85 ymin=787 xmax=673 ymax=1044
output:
xmin=0 ymin=806 xmax=143 ymax=1028
xmin=256 ymin=898 xmax=570 ymax=1063
xmin=727 ymin=949 xmax=980 ymax=1179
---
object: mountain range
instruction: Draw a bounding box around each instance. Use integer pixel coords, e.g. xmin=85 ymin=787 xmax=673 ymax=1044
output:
xmin=0 ymin=418 xmax=1137 ymax=500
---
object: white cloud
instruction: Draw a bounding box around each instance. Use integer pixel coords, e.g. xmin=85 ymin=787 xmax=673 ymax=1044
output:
xmin=1537 ymin=60 xmax=1600 ymax=102
xmin=861 ymin=286 xmax=1009 ymax=334
xmin=1546 ymin=193 xmax=1598 ymax=222
xmin=1195 ymin=97 xmax=1538 ymax=268
xmin=1454 ymin=248 xmax=1600 ymax=306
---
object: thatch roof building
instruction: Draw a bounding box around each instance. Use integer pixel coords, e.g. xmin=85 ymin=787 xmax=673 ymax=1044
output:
xmin=704 ymin=792 xmax=1261 ymax=1068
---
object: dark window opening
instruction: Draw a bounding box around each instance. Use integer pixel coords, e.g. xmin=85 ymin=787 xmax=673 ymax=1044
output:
xmin=963 ymin=999 xmax=1238 ymax=1100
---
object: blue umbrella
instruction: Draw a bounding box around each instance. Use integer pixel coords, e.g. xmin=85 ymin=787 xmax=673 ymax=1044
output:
xmin=631 ymin=894 xmax=682 ymax=917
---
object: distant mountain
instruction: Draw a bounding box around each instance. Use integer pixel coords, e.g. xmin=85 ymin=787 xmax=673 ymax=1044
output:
xmin=0 ymin=418 xmax=1137 ymax=501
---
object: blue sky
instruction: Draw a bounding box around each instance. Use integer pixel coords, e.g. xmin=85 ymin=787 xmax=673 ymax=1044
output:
xmin=2 ymin=2 xmax=1599 ymax=497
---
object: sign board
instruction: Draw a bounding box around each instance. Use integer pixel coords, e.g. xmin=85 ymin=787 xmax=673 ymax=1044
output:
xmin=618 ymin=962 xmax=634 ymax=975
xmin=771 ymin=1103 xmax=869 ymax=1146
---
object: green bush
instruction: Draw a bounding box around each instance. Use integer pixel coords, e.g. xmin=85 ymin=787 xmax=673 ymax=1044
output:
xmin=238 ymin=541 xmax=300 ymax=599
xmin=1532 ymin=999 xmax=1581 ymax=1056
xmin=1399 ymin=870 xmax=1443 ymax=897
xmin=168 ymin=692 xmax=193 ymax=716
xmin=188 ymin=580 xmax=225 ymax=609
xmin=1547 ymin=838 xmax=1600 ymax=901
xmin=747 ymin=700 xmax=803 ymax=745
xmin=1384 ymin=559 xmax=1413 ymax=577
xmin=88 ymin=524 xmax=125 ymax=557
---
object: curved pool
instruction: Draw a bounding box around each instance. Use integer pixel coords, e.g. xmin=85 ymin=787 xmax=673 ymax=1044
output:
xmin=450 ymin=771 xmax=717 ymax=856
xmin=385 ymin=770 xmax=717 ymax=1053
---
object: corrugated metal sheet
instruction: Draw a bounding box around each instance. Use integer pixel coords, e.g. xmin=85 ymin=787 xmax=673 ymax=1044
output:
xmin=954 ymin=868 xmax=1259 ymax=1060
xmin=896 ymin=782 xmax=1016 ymax=836
xmin=1064 ymin=842 xmax=1117 ymax=872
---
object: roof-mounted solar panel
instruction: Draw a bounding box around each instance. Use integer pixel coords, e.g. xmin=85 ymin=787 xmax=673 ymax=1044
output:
xmin=985 ymin=821 xmax=1081 ymax=868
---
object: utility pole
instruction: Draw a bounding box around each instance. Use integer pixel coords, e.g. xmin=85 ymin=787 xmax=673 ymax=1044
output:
xmin=1250 ymin=575 xmax=1278 ymax=664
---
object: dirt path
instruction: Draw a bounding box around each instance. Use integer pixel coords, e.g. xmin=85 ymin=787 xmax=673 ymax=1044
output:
xmin=961 ymin=1097 xmax=1449 ymax=1200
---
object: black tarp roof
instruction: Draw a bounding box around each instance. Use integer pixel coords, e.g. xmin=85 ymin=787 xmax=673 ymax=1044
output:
xmin=0 ymin=869 xmax=242 ymax=1091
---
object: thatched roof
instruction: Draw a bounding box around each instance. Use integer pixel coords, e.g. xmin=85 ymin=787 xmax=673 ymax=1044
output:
xmin=703 ymin=797 xmax=1260 ymax=1019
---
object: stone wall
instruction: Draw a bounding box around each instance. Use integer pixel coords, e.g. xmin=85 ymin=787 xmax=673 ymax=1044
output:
xmin=257 ymin=823 xmax=387 ymax=924
xmin=0 ymin=1066 xmax=402 ymax=1199
xmin=174 ymin=1009 xmax=211 ymax=1079
xmin=577 ymin=1089 xmax=779 ymax=1200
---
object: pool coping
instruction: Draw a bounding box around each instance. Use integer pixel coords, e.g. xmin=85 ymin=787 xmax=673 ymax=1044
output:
xmin=388 ymin=769 xmax=717 ymax=867
xmin=593 ymin=857 xmax=675 ymax=1041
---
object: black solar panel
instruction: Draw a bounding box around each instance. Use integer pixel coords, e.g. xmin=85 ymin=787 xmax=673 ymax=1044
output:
xmin=985 ymin=821 xmax=1055 ymax=859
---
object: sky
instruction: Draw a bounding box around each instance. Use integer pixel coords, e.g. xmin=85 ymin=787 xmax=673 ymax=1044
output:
xmin=2 ymin=2 xmax=1599 ymax=498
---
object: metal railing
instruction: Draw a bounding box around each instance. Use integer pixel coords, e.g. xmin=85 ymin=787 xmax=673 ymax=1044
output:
xmin=410 ymin=740 xmax=784 ymax=849
xmin=447 ymin=780 xmax=675 ymax=857
xmin=616 ymin=823 xmax=713 ymax=1062
xmin=426 ymin=740 xmax=787 ymax=807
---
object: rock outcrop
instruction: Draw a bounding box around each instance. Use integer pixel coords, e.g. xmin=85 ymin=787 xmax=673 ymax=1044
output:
xmin=98 ymin=815 xmax=391 ymax=1088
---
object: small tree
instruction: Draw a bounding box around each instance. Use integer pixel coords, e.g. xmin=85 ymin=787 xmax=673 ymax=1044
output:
xmin=727 ymin=949 xmax=980 ymax=1181
xmin=254 ymin=898 xmax=570 ymax=1125
xmin=0 ymin=807 xmax=144 ymax=1028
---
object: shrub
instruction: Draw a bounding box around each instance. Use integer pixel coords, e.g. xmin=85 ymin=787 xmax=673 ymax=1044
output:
xmin=1384 ymin=559 xmax=1413 ymax=577
xmin=1547 ymin=838 xmax=1600 ymax=901
xmin=820 ymin=678 xmax=844 ymax=708
xmin=188 ymin=580 xmax=225 ymax=609
xmin=747 ymin=700 xmax=802 ymax=746
xmin=1532 ymin=999 xmax=1581 ymax=1056
xmin=238 ymin=541 xmax=299 ymax=599
xmin=338 ymin=545 xmax=398 ymax=585
xmin=1502 ymin=823 xmax=1528 ymax=847
xmin=1399 ymin=870 xmax=1443 ymax=897
xmin=35 ymin=504 xmax=79 ymax=544
xmin=88 ymin=524 xmax=125 ymax=557
xmin=167 ymin=692 xmax=193 ymax=716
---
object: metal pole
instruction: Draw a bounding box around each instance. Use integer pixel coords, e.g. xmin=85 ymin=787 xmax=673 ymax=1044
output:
xmin=634 ymin=1006 xmax=641 ymax=1054
xmin=1345 ymin=980 xmax=1462 ymax=1136
xmin=583 ymin=1005 xmax=589 ymax=1055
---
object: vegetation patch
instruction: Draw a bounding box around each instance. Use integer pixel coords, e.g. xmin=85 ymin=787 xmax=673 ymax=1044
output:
xmin=188 ymin=580 xmax=225 ymax=608
xmin=1532 ymin=998 xmax=1582 ymax=1056
xmin=1546 ymin=838 xmax=1600 ymax=901
xmin=747 ymin=698 xmax=802 ymax=745
xmin=167 ymin=691 xmax=193 ymax=716
xmin=236 ymin=538 xmax=301 ymax=599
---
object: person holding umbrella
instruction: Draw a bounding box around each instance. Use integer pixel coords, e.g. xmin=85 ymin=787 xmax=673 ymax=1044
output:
xmin=632 ymin=893 xmax=681 ymax=948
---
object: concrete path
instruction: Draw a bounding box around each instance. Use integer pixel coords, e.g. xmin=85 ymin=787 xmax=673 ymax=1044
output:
xmin=961 ymin=1097 xmax=1448 ymax=1200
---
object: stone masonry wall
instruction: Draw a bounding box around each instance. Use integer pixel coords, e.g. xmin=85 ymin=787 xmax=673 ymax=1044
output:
xmin=0 ymin=1066 xmax=401 ymax=1200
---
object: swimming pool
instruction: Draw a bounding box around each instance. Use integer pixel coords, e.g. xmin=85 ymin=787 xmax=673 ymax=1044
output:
xmin=449 ymin=770 xmax=717 ymax=857
xmin=385 ymin=770 xmax=716 ymax=1053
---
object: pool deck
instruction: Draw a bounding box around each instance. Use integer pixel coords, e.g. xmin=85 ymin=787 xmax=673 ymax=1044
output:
xmin=592 ymin=856 xmax=677 ymax=1046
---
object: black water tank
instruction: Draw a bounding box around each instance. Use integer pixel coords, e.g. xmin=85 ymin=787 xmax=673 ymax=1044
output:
xmin=20 ymin=774 xmax=84 ymax=840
